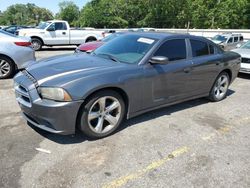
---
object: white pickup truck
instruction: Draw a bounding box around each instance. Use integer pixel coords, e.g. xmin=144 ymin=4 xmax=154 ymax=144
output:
xmin=18 ymin=20 xmax=104 ymax=50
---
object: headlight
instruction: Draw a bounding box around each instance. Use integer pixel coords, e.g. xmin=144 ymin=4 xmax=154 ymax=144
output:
xmin=39 ymin=87 xmax=72 ymax=102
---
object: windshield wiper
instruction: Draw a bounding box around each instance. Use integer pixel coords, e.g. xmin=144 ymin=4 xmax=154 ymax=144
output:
xmin=94 ymin=53 xmax=121 ymax=63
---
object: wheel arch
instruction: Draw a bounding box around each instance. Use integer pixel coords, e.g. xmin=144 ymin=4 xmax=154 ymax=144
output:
xmin=85 ymin=35 xmax=97 ymax=43
xmin=221 ymin=69 xmax=232 ymax=83
xmin=0 ymin=53 xmax=17 ymax=69
xmin=75 ymin=86 xmax=130 ymax=130
xmin=31 ymin=36 xmax=44 ymax=45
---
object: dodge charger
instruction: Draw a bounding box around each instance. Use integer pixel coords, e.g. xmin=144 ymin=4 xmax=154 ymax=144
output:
xmin=14 ymin=33 xmax=241 ymax=138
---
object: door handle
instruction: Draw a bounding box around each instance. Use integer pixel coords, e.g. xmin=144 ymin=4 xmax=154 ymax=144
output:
xmin=62 ymin=32 xmax=66 ymax=35
xmin=183 ymin=67 xmax=191 ymax=73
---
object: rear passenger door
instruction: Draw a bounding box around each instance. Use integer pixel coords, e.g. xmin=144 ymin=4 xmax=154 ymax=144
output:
xmin=187 ymin=39 xmax=222 ymax=96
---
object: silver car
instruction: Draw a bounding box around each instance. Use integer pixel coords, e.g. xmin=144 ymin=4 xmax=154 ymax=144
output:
xmin=0 ymin=30 xmax=35 ymax=79
xmin=211 ymin=33 xmax=244 ymax=51
xmin=232 ymin=40 xmax=250 ymax=74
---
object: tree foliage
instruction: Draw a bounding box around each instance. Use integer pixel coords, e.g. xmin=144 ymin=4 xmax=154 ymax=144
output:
xmin=56 ymin=1 xmax=80 ymax=26
xmin=0 ymin=3 xmax=53 ymax=26
xmin=80 ymin=0 xmax=250 ymax=29
xmin=0 ymin=0 xmax=249 ymax=29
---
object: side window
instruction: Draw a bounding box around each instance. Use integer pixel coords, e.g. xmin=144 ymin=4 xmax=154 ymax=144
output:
xmin=47 ymin=23 xmax=55 ymax=30
xmin=154 ymin=39 xmax=186 ymax=61
xmin=228 ymin=37 xmax=233 ymax=43
xmin=55 ymin=22 xmax=67 ymax=30
xmin=240 ymin=36 xmax=244 ymax=41
xmin=209 ymin=44 xmax=215 ymax=54
xmin=190 ymin=39 xmax=209 ymax=57
xmin=234 ymin=37 xmax=239 ymax=43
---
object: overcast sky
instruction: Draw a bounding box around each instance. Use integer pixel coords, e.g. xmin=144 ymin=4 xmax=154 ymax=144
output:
xmin=0 ymin=0 xmax=91 ymax=14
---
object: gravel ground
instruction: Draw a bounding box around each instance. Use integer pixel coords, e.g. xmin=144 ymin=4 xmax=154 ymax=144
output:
xmin=0 ymin=48 xmax=249 ymax=188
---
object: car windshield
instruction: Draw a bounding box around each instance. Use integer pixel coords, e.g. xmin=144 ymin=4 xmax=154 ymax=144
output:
xmin=212 ymin=35 xmax=228 ymax=42
xmin=240 ymin=41 xmax=250 ymax=49
xmin=94 ymin=34 xmax=157 ymax=64
xmin=0 ymin=29 xmax=17 ymax=37
xmin=102 ymin=33 xmax=122 ymax=42
xmin=37 ymin=21 xmax=51 ymax=29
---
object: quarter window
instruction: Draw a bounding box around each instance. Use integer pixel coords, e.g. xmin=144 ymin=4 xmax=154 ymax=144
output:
xmin=209 ymin=44 xmax=215 ymax=54
xmin=154 ymin=39 xmax=186 ymax=61
xmin=190 ymin=39 xmax=209 ymax=57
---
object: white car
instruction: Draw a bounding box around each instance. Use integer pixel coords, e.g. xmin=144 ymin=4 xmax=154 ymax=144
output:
xmin=232 ymin=41 xmax=250 ymax=74
xmin=18 ymin=20 xmax=104 ymax=51
xmin=0 ymin=30 xmax=35 ymax=79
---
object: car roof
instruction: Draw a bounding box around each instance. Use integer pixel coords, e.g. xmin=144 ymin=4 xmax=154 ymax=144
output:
xmin=122 ymin=32 xmax=202 ymax=40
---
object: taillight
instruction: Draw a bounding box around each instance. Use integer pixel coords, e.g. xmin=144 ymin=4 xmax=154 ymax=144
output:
xmin=14 ymin=42 xmax=32 ymax=47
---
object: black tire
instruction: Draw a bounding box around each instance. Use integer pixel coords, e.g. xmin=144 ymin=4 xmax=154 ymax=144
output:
xmin=209 ymin=72 xmax=230 ymax=102
xmin=78 ymin=90 xmax=125 ymax=139
xmin=0 ymin=56 xmax=16 ymax=79
xmin=31 ymin=38 xmax=43 ymax=51
xmin=86 ymin=37 xmax=97 ymax=43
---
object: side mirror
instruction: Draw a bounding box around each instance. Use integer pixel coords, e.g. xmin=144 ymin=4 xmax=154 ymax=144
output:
xmin=149 ymin=56 xmax=169 ymax=64
xmin=47 ymin=27 xmax=55 ymax=32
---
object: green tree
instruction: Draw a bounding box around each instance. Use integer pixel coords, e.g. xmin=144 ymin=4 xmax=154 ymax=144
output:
xmin=56 ymin=1 xmax=80 ymax=27
xmin=0 ymin=3 xmax=53 ymax=26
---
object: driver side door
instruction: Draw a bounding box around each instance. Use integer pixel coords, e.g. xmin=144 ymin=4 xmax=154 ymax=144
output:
xmin=45 ymin=22 xmax=69 ymax=45
xmin=143 ymin=38 xmax=193 ymax=109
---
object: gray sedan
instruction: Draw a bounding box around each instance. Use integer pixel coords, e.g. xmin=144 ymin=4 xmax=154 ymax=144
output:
xmin=0 ymin=30 xmax=35 ymax=79
xmin=14 ymin=33 xmax=240 ymax=138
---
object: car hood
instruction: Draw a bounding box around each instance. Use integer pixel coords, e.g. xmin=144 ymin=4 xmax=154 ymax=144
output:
xmin=231 ymin=49 xmax=250 ymax=58
xmin=18 ymin=28 xmax=43 ymax=35
xmin=79 ymin=41 xmax=104 ymax=51
xmin=211 ymin=40 xmax=223 ymax=44
xmin=26 ymin=53 xmax=125 ymax=85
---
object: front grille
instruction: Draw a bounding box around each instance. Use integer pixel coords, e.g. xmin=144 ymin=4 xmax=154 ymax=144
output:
xmin=21 ymin=70 xmax=38 ymax=87
xmin=242 ymin=58 xmax=250 ymax=64
xmin=15 ymin=83 xmax=32 ymax=107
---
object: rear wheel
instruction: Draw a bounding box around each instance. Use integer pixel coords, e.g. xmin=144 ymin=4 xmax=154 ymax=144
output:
xmin=31 ymin=38 xmax=43 ymax=51
xmin=78 ymin=90 xmax=125 ymax=138
xmin=0 ymin=56 xmax=15 ymax=79
xmin=209 ymin=72 xmax=230 ymax=102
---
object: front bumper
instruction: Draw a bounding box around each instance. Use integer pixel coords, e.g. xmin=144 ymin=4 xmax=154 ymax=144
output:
xmin=240 ymin=63 xmax=250 ymax=74
xmin=14 ymin=71 xmax=83 ymax=135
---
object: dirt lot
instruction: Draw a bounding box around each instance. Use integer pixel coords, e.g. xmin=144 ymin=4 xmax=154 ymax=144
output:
xmin=0 ymin=48 xmax=250 ymax=188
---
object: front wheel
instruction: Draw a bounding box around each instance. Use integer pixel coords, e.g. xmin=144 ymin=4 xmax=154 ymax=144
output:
xmin=78 ymin=90 xmax=125 ymax=138
xmin=209 ymin=72 xmax=230 ymax=102
xmin=31 ymin=38 xmax=42 ymax=51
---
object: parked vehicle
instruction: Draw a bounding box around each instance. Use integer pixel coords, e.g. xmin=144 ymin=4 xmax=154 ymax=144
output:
xmin=0 ymin=30 xmax=35 ymax=79
xmin=211 ymin=33 xmax=244 ymax=50
xmin=17 ymin=20 xmax=104 ymax=51
xmin=75 ymin=32 xmax=125 ymax=53
xmin=231 ymin=40 xmax=250 ymax=74
xmin=3 ymin=25 xmax=32 ymax=35
xmin=14 ymin=33 xmax=240 ymax=138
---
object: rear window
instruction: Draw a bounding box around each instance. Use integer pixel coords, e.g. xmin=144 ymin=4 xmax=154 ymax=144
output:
xmin=0 ymin=30 xmax=17 ymax=37
xmin=190 ymin=39 xmax=209 ymax=57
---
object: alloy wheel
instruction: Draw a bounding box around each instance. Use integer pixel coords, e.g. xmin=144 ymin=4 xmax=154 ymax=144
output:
xmin=87 ymin=96 xmax=122 ymax=134
xmin=214 ymin=75 xmax=229 ymax=100
xmin=0 ymin=59 xmax=11 ymax=78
